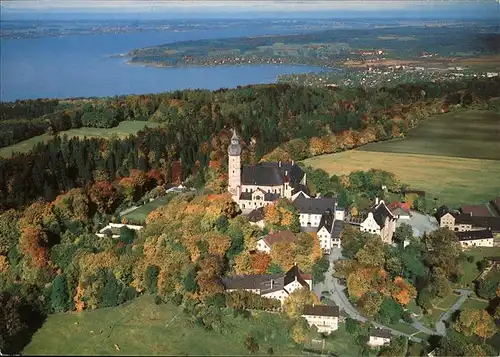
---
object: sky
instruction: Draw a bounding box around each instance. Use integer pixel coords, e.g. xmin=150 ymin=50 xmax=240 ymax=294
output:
xmin=1 ymin=0 xmax=498 ymax=19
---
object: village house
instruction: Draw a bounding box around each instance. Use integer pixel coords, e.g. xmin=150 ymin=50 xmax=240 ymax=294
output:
xmin=387 ymin=201 xmax=411 ymax=220
xmin=227 ymin=130 xmax=307 ymax=213
xmin=436 ymin=205 xmax=500 ymax=234
xmin=360 ymin=199 xmax=397 ymax=244
xmin=247 ymin=207 xmax=265 ymax=229
xmin=301 ymin=304 xmax=340 ymax=334
xmin=255 ymin=230 xmax=296 ymax=254
xmin=456 ymin=229 xmax=494 ymax=248
xmin=220 ymin=264 xmax=311 ymax=305
xmin=368 ymin=329 xmax=391 ymax=347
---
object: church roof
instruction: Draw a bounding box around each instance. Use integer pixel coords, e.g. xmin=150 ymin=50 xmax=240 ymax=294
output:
xmin=241 ymin=162 xmax=304 ymax=187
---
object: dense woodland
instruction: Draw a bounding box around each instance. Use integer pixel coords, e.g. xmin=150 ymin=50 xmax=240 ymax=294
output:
xmin=2 ymin=77 xmax=500 ymax=210
xmin=1 ymin=78 xmax=500 ymax=355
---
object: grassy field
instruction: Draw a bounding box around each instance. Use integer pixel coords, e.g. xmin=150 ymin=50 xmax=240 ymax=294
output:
xmin=122 ymin=195 xmax=174 ymax=224
xmin=385 ymin=322 xmax=419 ymax=335
xmin=0 ymin=121 xmax=162 ymax=159
xmin=460 ymin=298 xmax=489 ymax=311
xmin=303 ymin=110 xmax=500 ymax=207
xmin=24 ymin=295 xmax=301 ymax=356
xmin=312 ymin=324 xmax=362 ymax=357
xmin=359 ymin=110 xmax=500 ymax=161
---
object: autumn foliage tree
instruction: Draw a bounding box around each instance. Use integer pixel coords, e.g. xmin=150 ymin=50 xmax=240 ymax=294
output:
xmin=19 ymin=225 xmax=49 ymax=268
xmin=454 ymin=308 xmax=497 ymax=341
xmin=89 ymin=181 xmax=120 ymax=213
xmin=391 ymin=277 xmax=417 ymax=306
xmin=283 ymin=287 xmax=316 ymax=318
xmin=250 ymin=252 xmax=271 ymax=274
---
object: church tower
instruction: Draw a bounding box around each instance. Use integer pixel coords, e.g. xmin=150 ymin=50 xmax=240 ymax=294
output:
xmin=227 ymin=129 xmax=242 ymax=196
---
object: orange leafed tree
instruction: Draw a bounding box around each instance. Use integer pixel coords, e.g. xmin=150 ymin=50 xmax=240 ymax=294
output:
xmin=19 ymin=226 xmax=49 ymax=268
xmin=89 ymin=181 xmax=120 ymax=213
xmin=264 ymin=204 xmax=280 ymax=227
xmin=250 ymin=252 xmax=271 ymax=274
xmin=391 ymin=277 xmax=417 ymax=306
xmin=74 ymin=284 xmax=86 ymax=312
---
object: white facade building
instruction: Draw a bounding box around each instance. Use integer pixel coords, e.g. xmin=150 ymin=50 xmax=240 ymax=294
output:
xmin=301 ymin=305 xmax=340 ymax=334
xmin=221 ymin=265 xmax=311 ymax=305
xmin=368 ymin=329 xmax=391 ymax=347
xmin=360 ymin=199 xmax=397 ymax=244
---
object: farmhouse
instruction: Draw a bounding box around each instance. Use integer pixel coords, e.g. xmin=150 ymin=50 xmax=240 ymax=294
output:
xmin=227 ymin=130 xmax=307 ymax=212
xmin=360 ymin=199 xmax=397 ymax=244
xmin=460 ymin=205 xmax=492 ymax=217
xmin=255 ymin=230 xmax=297 ymax=254
xmin=301 ymin=304 xmax=340 ymax=334
xmin=221 ymin=264 xmax=311 ymax=305
xmin=368 ymin=328 xmax=391 ymax=347
xmin=437 ymin=205 xmax=500 ymax=234
xmin=456 ymin=229 xmax=494 ymax=248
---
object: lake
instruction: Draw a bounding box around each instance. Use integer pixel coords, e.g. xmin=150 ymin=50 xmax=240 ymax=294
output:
xmin=0 ymin=25 xmax=326 ymax=101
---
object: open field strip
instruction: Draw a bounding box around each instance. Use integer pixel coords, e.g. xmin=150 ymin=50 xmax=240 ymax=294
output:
xmin=0 ymin=121 xmax=162 ymax=158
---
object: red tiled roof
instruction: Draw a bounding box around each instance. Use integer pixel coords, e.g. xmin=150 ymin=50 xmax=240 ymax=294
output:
xmin=461 ymin=205 xmax=492 ymax=217
xmin=387 ymin=201 xmax=411 ymax=213
xmin=263 ymin=230 xmax=296 ymax=246
xmin=301 ymin=274 xmax=312 ymax=280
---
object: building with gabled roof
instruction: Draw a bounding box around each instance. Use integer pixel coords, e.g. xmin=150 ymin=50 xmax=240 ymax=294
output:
xmin=302 ymin=304 xmax=340 ymax=334
xmin=360 ymin=199 xmax=397 ymax=244
xmin=461 ymin=205 xmax=493 ymax=217
xmin=387 ymin=201 xmax=411 ymax=220
xmin=255 ymin=230 xmax=297 ymax=254
xmin=436 ymin=204 xmax=500 ymax=234
xmin=368 ymin=328 xmax=391 ymax=347
xmin=221 ymin=264 xmax=311 ymax=305
xmin=456 ymin=229 xmax=494 ymax=248
xmin=247 ymin=207 xmax=265 ymax=228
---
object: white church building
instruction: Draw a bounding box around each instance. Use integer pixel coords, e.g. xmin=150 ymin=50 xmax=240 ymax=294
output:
xmin=227 ymin=130 xmax=345 ymax=253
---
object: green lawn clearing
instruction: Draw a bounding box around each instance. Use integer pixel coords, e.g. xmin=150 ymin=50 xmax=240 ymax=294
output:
xmin=317 ymin=324 xmax=362 ymax=357
xmin=385 ymin=322 xmax=419 ymax=335
xmin=0 ymin=121 xmax=162 ymax=158
xmin=359 ymin=110 xmax=500 ymax=161
xmin=412 ymin=331 xmax=430 ymax=341
xmin=303 ymin=110 xmax=500 ymax=207
xmin=460 ymin=298 xmax=489 ymax=311
xmin=122 ymin=195 xmax=174 ymax=224
xmin=24 ymin=295 xmax=300 ymax=356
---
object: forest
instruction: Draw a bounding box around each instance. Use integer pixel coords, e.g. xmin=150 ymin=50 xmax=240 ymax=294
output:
xmin=2 ymin=77 xmax=500 ymax=210
xmin=1 ymin=77 xmax=500 ymax=355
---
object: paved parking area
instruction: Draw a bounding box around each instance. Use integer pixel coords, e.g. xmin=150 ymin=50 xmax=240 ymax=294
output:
xmin=397 ymin=210 xmax=438 ymax=237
